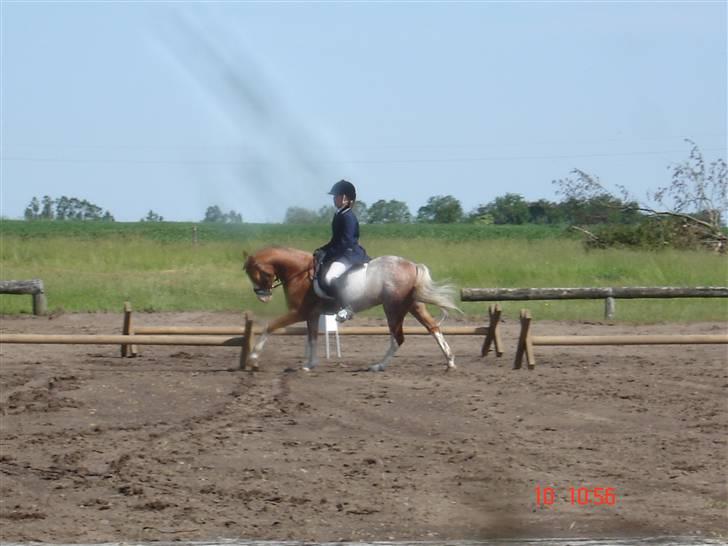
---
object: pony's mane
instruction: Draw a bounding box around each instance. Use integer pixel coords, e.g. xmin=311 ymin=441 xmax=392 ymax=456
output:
xmin=260 ymin=245 xmax=309 ymax=254
xmin=253 ymin=245 xmax=313 ymax=263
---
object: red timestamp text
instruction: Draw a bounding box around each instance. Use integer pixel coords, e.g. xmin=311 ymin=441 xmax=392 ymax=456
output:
xmin=535 ymin=485 xmax=617 ymax=506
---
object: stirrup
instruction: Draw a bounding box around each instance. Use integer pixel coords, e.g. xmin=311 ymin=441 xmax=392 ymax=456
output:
xmin=335 ymin=307 xmax=354 ymax=323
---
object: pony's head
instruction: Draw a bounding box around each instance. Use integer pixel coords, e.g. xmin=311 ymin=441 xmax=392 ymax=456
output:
xmin=243 ymin=251 xmax=277 ymax=303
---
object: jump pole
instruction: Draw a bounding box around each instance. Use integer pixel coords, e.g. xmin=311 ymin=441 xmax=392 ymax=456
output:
xmin=0 ymin=334 xmax=248 ymax=346
xmin=132 ymin=325 xmax=496 ymax=336
xmin=514 ymin=309 xmax=728 ymax=369
xmin=122 ymin=302 xmax=504 ymax=363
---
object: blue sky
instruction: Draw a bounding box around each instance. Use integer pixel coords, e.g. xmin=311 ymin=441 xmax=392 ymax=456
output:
xmin=1 ymin=1 xmax=726 ymax=223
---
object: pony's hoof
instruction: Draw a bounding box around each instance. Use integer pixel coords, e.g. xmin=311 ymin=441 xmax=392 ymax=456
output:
xmin=446 ymin=363 xmax=457 ymax=371
xmin=246 ymin=354 xmax=260 ymax=371
xmin=368 ymin=364 xmax=385 ymax=372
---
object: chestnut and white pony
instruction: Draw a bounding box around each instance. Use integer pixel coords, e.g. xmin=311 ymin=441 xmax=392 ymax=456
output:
xmin=243 ymin=246 xmax=460 ymax=372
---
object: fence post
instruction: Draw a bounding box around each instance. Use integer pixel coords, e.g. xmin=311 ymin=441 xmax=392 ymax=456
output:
xmin=239 ymin=312 xmax=254 ymax=370
xmin=481 ymin=304 xmax=504 ymax=358
xmin=0 ymin=279 xmax=47 ymax=315
xmin=121 ymin=302 xmax=138 ymax=357
xmin=514 ymin=309 xmax=534 ymax=370
xmin=32 ymin=281 xmax=47 ymax=316
xmin=605 ymin=297 xmax=616 ymax=320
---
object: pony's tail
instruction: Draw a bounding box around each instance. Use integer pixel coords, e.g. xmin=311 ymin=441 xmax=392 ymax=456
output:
xmin=413 ymin=264 xmax=463 ymax=324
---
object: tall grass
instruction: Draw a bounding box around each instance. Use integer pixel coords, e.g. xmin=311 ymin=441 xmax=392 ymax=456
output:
xmin=0 ymin=219 xmax=571 ymax=243
xmin=1 ymin=221 xmax=726 ymax=321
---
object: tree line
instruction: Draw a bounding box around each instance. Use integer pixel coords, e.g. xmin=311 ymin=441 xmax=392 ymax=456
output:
xmin=21 ymin=192 xmax=647 ymax=227
xmin=19 ymin=142 xmax=726 ymax=251
xmin=23 ymin=199 xmax=242 ymax=225
xmin=284 ymin=192 xmax=643 ymax=226
xmin=24 ymin=196 xmax=115 ymax=222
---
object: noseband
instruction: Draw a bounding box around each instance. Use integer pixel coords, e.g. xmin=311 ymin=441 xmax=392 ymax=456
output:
xmin=248 ymin=263 xmax=309 ymax=297
xmin=254 ymin=282 xmax=280 ymax=298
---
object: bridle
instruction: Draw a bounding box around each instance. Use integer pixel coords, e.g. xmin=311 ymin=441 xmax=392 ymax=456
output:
xmin=254 ymin=277 xmax=283 ymax=299
xmin=247 ymin=261 xmax=312 ymax=298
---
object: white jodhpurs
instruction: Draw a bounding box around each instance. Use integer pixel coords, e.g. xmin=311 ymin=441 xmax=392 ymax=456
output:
xmin=324 ymin=261 xmax=347 ymax=286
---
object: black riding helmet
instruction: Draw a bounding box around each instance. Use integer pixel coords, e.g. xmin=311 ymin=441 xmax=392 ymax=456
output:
xmin=328 ymin=179 xmax=356 ymax=201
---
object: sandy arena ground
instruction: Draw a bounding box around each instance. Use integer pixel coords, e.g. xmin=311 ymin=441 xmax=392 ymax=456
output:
xmin=0 ymin=311 xmax=726 ymax=543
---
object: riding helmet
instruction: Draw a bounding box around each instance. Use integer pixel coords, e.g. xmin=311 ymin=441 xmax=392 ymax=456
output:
xmin=328 ymin=179 xmax=356 ymax=201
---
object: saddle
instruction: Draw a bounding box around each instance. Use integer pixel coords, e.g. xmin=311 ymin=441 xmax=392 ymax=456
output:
xmin=313 ymin=255 xmax=366 ymax=300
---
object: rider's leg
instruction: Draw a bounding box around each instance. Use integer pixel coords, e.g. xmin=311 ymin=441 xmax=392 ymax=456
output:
xmin=324 ymin=261 xmax=354 ymax=322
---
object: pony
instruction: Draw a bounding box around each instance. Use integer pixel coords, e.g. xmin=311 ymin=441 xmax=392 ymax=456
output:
xmin=243 ymin=246 xmax=460 ymax=372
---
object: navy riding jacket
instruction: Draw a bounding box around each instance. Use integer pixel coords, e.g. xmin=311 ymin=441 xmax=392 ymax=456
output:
xmin=318 ymin=206 xmax=370 ymax=266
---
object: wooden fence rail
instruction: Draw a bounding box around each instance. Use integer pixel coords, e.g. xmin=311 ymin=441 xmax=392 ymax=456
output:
xmin=120 ymin=302 xmax=504 ymax=364
xmin=461 ymin=286 xmax=728 ymax=319
xmin=134 ymin=325 xmax=493 ymax=336
xmin=514 ymin=309 xmax=728 ymax=370
xmin=0 ymin=279 xmax=47 ymax=315
xmin=0 ymin=301 xmax=503 ymax=371
xmin=0 ymin=334 xmax=248 ymax=346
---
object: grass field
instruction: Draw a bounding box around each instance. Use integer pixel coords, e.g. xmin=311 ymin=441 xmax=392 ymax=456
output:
xmin=1 ymin=220 xmax=727 ymax=322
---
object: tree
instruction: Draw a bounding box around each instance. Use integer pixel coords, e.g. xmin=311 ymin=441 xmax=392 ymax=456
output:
xmin=202 ymin=205 xmax=243 ymax=223
xmin=203 ymin=206 xmax=225 ymax=223
xmin=553 ymin=170 xmax=641 ymax=224
xmin=284 ymin=207 xmax=319 ymax=224
xmin=142 ymin=210 xmax=164 ymax=222
xmin=467 ymin=211 xmax=494 ymax=224
xmin=650 ymin=139 xmax=727 ymax=250
xmin=225 ymin=210 xmax=243 ymax=223
xmin=54 ymin=196 xmax=72 ymax=220
xmin=527 ymin=199 xmax=564 ymax=224
xmin=473 ymin=193 xmax=530 ymax=224
xmin=23 ymin=195 xmax=114 ymax=221
xmin=41 ymin=196 xmax=54 ymax=219
xmin=284 ymin=201 xmax=368 ymax=224
xmin=367 ymin=199 xmax=411 ymax=224
xmin=24 ymin=197 xmax=40 ymax=220
xmin=416 ymin=195 xmax=464 ymax=223
xmin=552 ymin=141 xmax=727 ymax=251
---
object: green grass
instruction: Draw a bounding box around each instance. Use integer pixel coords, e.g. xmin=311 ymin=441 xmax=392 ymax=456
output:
xmin=0 ymin=219 xmax=572 ymax=243
xmin=1 ymin=221 xmax=727 ymax=322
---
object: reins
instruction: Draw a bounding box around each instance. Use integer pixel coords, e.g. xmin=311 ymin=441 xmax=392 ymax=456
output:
xmin=274 ymin=264 xmax=312 ymax=289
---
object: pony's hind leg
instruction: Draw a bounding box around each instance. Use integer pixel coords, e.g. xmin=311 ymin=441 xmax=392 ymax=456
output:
xmin=369 ymin=303 xmax=407 ymax=372
xmin=409 ymin=302 xmax=456 ymax=370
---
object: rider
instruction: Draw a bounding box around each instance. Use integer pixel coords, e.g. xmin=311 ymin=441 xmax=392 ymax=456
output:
xmin=314 ymin=179 xmax=370 ymax=322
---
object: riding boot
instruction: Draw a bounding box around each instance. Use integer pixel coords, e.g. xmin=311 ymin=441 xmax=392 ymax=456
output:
xmin=330 ymin=278 xmax=354 ymax=322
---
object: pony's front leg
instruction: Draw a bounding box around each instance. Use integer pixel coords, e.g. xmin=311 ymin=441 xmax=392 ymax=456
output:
xmin=247 ymin=310 xmax=302 ymax=370
xmin=302 ymin=315 xmax=320 ymax=371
